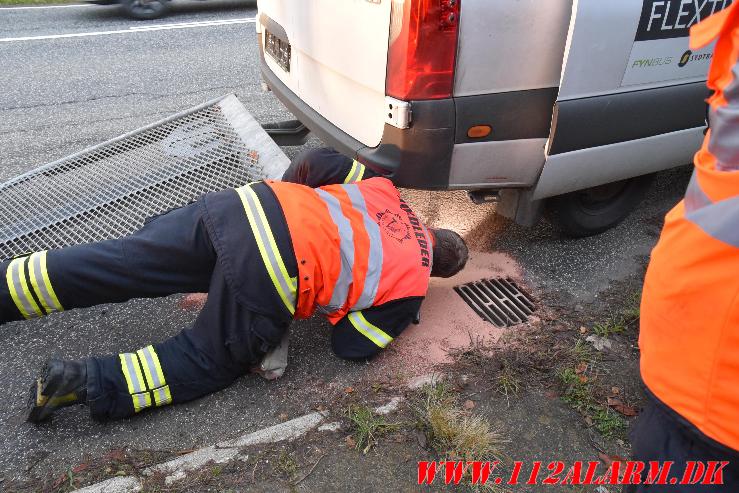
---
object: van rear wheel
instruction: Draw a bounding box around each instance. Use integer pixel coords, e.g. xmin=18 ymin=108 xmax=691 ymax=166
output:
xmin=545 ymin=175 xmax=653 ymax=237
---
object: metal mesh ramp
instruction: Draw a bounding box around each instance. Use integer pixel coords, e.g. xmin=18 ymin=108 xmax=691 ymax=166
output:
xmin=0 ymin=94 xmax=289 ymax=261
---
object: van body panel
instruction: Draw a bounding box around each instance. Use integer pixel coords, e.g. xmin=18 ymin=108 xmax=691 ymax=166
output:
xmin=533 ymin=0 xmax=729 ymax=201
xmin=453 ymin=0 xmax=572 ymax=96
xmin=549 ymin=82 xmax=708 ymax=155
xmin=454 ymin=88 xmax=558 ymax=144
xmin=555 ymin=0 xmax=722 ymax=100
xmin=258 ymin=0 xmax=392 ymax=147
xmin=534 ymin=127 xmax=705 ymax=200
xmin=448 ymin=139 xmax=547 ymax=189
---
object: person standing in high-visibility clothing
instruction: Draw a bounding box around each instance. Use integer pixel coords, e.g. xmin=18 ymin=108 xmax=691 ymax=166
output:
xmin=1 ymin=148 xmax=468 ymax=423
xmin=630 ymin=6 xmax=739 ymax=492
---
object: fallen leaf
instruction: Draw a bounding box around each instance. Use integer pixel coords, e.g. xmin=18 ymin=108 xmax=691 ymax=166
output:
xmin=578 ymin=375 xmax=588 ymax=384
xmin=315 ymin=404 xmax=327 ymax=412
xmin=344 ymin=386 xmax=354 ymax=394
xmin=575 ymin=362 xmax=588 ymax=374
xmin=278 ymin=413 xmax=289 ymax=421
xmin=463 ymin=400 xmax=475 ymax=410
xmin=580 ymin=326 xmax=588 ymax=334
xmin=345 ymin=436 xmax=356 ymax=448
xmin=584 ymin=416 xmax=594 ymax=426
xmin=607 ymin=397 xmax=639 ymax=416
xmin=611 ymin=386 xmax=621 ymax=395
xmin=72 ymin=463 xmax=89 ymax=474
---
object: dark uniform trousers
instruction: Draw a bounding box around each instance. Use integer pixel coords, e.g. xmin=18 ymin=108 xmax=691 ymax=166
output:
xmin=1 ymin=148 xmax=417 ymax=421
xmin=1 ymin=203 xmax=284 ymax=420
xmin=624 ymin=394 xmax=739 ymax=493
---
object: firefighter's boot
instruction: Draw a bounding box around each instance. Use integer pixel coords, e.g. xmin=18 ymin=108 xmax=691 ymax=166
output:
xmin=26 ymin=358 xmax=87 ymax=423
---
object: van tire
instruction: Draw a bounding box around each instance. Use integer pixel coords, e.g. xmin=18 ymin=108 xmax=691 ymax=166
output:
xmin=120 ymin=0 xmax=168 ymax=19
xmin=545 ymin=175 xmax=654 ymax=237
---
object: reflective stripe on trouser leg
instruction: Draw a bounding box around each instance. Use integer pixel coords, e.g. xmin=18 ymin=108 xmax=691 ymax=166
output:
xmin=27 ymin=251 xmax=63 ymax=314
xmin=119 ymin=346 xmax=172 ymax=412
xmin=235 ymin=185 xmax=297 ymax=315
xmin=348 ymin=311 xmax=393 ymax=348
xmin=5 ymin=257 xmax=43 ymax=319
xmin=137 ymin=345 xmax=172 ymax=406
xmin=343 ymin=160 xmax=366 ymax=183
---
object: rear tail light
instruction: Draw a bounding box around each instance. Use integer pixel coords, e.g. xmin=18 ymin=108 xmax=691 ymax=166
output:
xmin=386 ymin=0 xmax=461 ymax=101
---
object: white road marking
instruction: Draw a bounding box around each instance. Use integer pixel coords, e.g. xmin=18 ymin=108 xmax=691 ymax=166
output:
xmin=0 ymin=4 xmax=93 ymax=10
xmin=0 ymin=17 xmax=255 ymax=42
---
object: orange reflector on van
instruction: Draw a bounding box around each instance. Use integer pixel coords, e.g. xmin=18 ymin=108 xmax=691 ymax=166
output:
xmin=467 ymin=125 xmax=492 ymax=139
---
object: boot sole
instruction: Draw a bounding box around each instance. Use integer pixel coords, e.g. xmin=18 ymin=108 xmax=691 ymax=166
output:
xmin=25 ymin=361 xmax=68 ymax=423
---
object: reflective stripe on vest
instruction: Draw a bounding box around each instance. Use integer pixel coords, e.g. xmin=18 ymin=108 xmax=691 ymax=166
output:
xmin=315 ymin=184 xmax=384 ymax=314
xmin=348 ymin=311 xmax=393 ymax=348
xmin=707 ymin=61 xmax=739 ymax=172
xmin=315 ymin=188 xmax=355 ymax=312
xmin=345 ymin=185 xmax=383 ymax=310
xmin=686 ymin=192 xmax=739 ymax=248
xmin=343 ymin=160 xmax=366 ymax=184
xmin=235 ymin=184 xmax=297 ymax=315
xmin=684 ymin=170 xmax=713 ymax=213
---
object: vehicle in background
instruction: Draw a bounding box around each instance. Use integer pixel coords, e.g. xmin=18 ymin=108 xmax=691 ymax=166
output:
xmin=256 ymin=0 xmax=726 ymax=236
xmin=87 ymin=0 xmax=167 ymax=20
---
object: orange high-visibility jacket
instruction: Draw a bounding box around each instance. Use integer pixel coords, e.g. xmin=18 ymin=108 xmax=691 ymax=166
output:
xmin=640 ymin=4 xmax=739 ymax=452
xmin=267 ymin=177 xmax=433 ymax=322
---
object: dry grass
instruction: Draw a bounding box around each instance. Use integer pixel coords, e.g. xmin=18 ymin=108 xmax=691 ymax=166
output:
xmin=417 ymin=383 xmax=506 ymax=463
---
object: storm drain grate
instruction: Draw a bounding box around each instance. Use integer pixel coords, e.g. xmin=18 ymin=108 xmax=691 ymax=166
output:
xmin=0 ymin=94 xmax=289 ymax=261
xmin=454 ymin=278 xmax=536 ymax=327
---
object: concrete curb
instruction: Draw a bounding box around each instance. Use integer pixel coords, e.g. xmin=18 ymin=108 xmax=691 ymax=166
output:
xmin=147 ymin=412 xmax=326 ymax=485
xmin=72 ymin=476 xmax=142 ymax=493
xmin=71 ymin=412 xmax=326 ymax=492
xmin=71 ymin=397 xmax=405 ymax=492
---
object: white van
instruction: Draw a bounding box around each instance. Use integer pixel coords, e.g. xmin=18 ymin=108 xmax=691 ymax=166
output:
xmin=256 ymin=0 xmax=729 ymax=236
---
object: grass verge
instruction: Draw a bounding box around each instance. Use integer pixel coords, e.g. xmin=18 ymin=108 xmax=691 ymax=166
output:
xmin=558 ymin=341 xmax=628 ymax=439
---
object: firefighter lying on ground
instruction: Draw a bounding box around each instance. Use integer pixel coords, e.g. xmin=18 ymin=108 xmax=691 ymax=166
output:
xmin=0 ymin=148 xmax=469 ymax=423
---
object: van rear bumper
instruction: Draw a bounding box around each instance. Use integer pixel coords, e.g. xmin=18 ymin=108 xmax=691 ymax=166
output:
xmin=260 ymin=51 xmax=455 ymax=190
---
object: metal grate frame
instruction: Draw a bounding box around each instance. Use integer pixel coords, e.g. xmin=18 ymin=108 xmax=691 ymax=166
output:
xmin=0 ymin=94 xmax=289 ymax=261
xmin=454 ymin=278 xmax=536 ymax=327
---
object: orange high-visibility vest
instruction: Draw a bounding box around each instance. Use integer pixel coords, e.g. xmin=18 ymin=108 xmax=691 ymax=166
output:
xmin=267 ymin=177 xmax=433 ymax=322
xmin=640 ymin=4 xmax=739 ymax=452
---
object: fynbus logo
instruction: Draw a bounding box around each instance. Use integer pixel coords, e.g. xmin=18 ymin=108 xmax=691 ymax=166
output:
xmin=636 ymin=0 xmax=733 ymax=41
xmin=679 ymin=49 xmax=692 ymax=67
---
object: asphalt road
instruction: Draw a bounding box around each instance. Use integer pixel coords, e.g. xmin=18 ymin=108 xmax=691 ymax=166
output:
xmin=0 ymin=2 xmax=692 ymax=483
